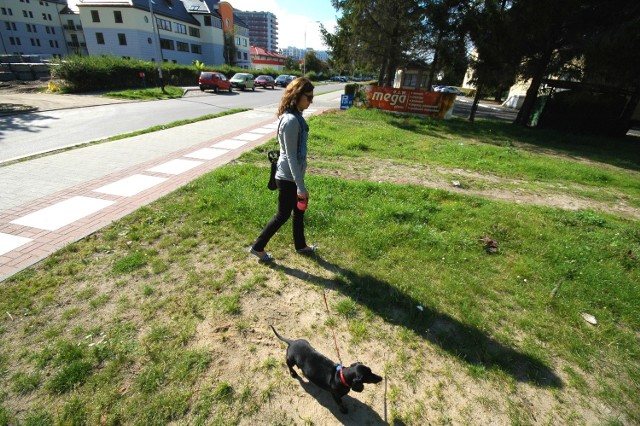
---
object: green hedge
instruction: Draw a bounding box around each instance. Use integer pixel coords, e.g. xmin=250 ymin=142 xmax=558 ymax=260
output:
xmin=51 ymin=55 xmax=305 ymax=93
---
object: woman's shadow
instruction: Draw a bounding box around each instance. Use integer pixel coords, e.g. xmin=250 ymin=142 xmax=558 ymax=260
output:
xmin=271 ymin=255 xmax=563 ymax=389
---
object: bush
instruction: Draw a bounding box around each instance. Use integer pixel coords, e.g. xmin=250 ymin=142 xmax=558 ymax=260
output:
xmin=51 ymin=55 xmax=308 ymax=93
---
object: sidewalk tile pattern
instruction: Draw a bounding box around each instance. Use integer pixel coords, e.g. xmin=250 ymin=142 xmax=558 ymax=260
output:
xmin=94 ymin=174 xmax=168 ymax=197
xmin=10 ymin=196 xmax=115 ymax=231
xmin=0 ymin=100 xmax=336 ymax=282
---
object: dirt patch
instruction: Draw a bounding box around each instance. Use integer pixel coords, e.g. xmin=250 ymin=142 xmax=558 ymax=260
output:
xmin=313 ymin=159 xmax=640 ymax=220
xmin=0 ymin=80 xmax=50 ymax=94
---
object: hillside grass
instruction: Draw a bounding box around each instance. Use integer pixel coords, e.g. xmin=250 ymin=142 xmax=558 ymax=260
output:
xmin=0 ymin=108 xmax=638 ymax=425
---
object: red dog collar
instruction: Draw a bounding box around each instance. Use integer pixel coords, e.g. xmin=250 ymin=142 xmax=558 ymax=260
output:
xmin=337 ymin=365 xmax=350 ymax=388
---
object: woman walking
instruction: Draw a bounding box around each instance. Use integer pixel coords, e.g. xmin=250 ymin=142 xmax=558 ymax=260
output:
xmin=250 ymin=77 xmax=317 ymax=262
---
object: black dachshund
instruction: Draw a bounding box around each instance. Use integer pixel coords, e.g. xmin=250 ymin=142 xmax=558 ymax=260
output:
xmin=271 ymin=325 xmax=383 ymax=413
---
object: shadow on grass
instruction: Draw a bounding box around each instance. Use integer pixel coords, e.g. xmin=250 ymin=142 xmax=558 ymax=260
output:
xmin=272 ymin=255 xmax=563 ymax=389
xmin=442 ymin=118 xmax=640 ymax=173
xmin=294 ymin=376 xmax=387 ymax=425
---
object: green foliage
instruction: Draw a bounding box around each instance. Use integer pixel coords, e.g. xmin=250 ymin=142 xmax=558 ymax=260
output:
xmin=0 ymin=109 xmax=639 ymax=424
xmin=112 ymin=250 xmax=148 ymax=274
xmin=50 ymin=54 xmax=307 ymax=93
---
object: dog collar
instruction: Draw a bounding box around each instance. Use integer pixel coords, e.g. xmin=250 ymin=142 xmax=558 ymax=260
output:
xmin=337 ymin=365 xmax=350 ymax=388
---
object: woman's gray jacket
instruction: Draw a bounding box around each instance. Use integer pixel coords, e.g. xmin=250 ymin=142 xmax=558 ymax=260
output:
xmin=275 ymin=110 xmax=309 ymax=194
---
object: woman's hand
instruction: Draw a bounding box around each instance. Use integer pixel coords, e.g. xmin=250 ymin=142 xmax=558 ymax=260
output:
xmin=297 ymin=191 xmax=309 ymax=200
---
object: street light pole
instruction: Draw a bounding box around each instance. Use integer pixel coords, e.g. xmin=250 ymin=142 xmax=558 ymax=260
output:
xmin=303 ymin=21 xmax=320 ymax=77
xmin=148 ymin=0 xmax=166 ymax=93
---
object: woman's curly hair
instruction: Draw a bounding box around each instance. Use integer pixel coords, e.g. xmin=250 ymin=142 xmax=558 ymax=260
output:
xmin=277 ymin=77 xmax=315 ymax=117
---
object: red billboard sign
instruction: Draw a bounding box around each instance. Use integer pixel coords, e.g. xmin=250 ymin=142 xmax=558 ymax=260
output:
xmin=363 ymin=86 xmax=456 ymax=119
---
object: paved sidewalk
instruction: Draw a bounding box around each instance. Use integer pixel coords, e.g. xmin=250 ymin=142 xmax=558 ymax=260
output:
xmin=0 ymin=91 xmax=343 ymax=281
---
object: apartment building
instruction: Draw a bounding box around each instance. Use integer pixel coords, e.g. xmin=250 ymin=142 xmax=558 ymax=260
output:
xmin=234 ymin=10 xmax=277 ymax=52
xmin=0 ymin=0 xmax=253 ymax=67
xmin=77 ymin=0 xmax=226 ymax=65
xmin=0 ymin=0 xmax=68 ymax=57
xmin=217 ymin=1 xmax=250 ymax=68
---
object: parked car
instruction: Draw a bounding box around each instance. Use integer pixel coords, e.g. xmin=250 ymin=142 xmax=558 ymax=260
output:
xmin=230 ymin=73 xmax=255 ymax=91
xmin=198 ymin=71 xmax=232 ymax=93
xmin=275 ymin=74 xmax=295 ymax=87
xmin=254 ymin=75 xmax=275 ymax=89
xmin=330 ymin=76 xmax=348 ymax=83
xmin=435 ymin=85 xmax=464 ymax=95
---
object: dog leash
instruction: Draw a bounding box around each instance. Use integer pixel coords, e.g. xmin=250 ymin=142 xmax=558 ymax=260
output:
xmin=321 ymin=289 xmax=343 ymax=366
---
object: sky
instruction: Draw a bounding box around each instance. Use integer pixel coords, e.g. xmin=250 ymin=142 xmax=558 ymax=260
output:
xmin=68 ymin=0 xmax=339 ymax=51
xmin=228 ymin=0 xmax=339 ymax=50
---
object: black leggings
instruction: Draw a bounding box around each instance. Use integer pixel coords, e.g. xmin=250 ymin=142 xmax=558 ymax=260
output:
xmin=252 ymin=179 xmax=307 ymax=251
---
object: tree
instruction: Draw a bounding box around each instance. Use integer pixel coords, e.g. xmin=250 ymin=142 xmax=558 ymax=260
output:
xmin=304 ymin=51 xmax=327 ymax=75
xmin=464 ymin=0 xmax=519 ymax=121
xmin=416 ymin=0 xmax=469 ymax=90
xmin=284 ymin=56 xmax=299 ymax=71
xmin=223 ymin=32 xmax=238 ymax=66
xmin=327 ymin=0 xmax=425 ymax=86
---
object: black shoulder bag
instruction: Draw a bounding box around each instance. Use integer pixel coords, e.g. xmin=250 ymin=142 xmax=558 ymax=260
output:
xmin=267 ymin=113 xmax=304 ymax=191
xmin=267 ymin=119 xmax=282 ymax=191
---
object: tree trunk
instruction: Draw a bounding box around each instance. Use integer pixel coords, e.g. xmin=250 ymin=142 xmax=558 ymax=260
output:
xmin=469 ymin=83 xmax=483 ymax=122
xmin=426 ymin=31 xmax=443 ymax=91
xmin=514 ymin=47 xmax=553 ymax=126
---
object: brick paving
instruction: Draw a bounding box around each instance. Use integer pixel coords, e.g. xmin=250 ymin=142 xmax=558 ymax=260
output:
xmin=0 ymin=93 xmax=340 ymax=281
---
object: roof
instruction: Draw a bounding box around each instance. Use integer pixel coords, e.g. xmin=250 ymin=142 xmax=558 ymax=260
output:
xmin=250 ymin=45 xmax=286 ymax=59
xmin=233 ymin=13 xmax=249 ymax=28
xmin=77 ymin=0 xmax=202 ymax=25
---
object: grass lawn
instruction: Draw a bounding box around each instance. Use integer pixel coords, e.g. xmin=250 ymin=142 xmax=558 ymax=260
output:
xmin=0 ymin=108 xmax=638 ymax=425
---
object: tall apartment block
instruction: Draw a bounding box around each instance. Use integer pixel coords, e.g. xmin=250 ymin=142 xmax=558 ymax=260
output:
xmin=234 ymin=11 xmax=277 ymax=52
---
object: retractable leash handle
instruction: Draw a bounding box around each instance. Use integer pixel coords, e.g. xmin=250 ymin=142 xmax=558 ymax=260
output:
xmin=297 ymin=197 xmax=308 ymax=211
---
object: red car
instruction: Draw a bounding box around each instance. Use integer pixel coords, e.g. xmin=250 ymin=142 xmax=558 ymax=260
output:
xmin=198 ymin=71 xmax=232 ymax=93
xmin=254 ymin=75 xmax=275 ymax=89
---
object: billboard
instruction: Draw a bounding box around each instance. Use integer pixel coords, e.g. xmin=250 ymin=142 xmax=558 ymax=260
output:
xmin=361 ymin=86 xmax=456 ymax=119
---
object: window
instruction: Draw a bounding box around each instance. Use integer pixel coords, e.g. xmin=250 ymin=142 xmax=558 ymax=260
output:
xmin=191 ymin=44 xmax=201 ymax=54
xmin=91 ymin=10 xmax=99 ymax=22
xmin=114 ymin=10 xmax=122 ymax=23
xmin=243 ymin=39 xmax=247 ymax=47
xmin=30 ymin=38 xmax=41 ymax=47
xmin=45 ymin=26 xmax=50 ymax=33
xmin=96 ymin=32 xmax=104 ymax=44
xmin=49 ymin=39 xmax=54 ymax=47
xmin=243 ymin=53 xmax=248 ymax=60
xmin=189 ymin=27 xmax=200 ymax=37
xmin=236 ymin=51 xmax=241 ymax=60
xmin=160 ymin=38 xmax=174 ymax=50
xmin=174 ymin=23 xmax=186 ymax=34
xmin=1 ymin=8 xmax=6 ymax=14
xmin=235 ymin=36 xmax=240 ymax=45
xmin=156 ymin=17 xmax=171 ymax=31
xmin=204 ymin=16 xmax=211 ymax=26
xmin=177 ymin=41 xmax=189 ymax=52
xmin=117 ymin=33 xmax=127 ymax=45
xmin=9 ymin=36 xmax=15 ymax=45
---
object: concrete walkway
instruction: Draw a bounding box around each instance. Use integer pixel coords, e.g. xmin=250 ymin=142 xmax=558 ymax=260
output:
xmin=0 ymin=90 xmax=343 ymax=281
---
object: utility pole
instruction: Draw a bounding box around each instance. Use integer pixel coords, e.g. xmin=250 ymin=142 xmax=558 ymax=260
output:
xmin=148 ymin=0 xmax=166 ymax=93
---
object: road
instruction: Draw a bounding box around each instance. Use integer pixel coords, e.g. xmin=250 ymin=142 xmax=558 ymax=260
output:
xmin=0 ymin=84 xmax=340 ymax=163
xmin=0 ymin=84 xmax=518 ymax=164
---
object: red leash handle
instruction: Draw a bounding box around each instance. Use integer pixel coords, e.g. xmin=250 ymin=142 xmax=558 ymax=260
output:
xmin=322 ymin=289 xmax=343 ymax=365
